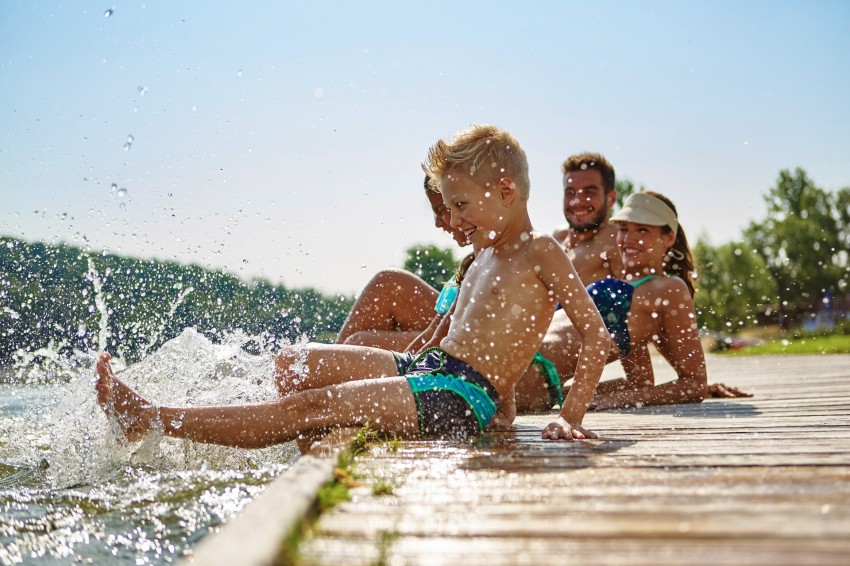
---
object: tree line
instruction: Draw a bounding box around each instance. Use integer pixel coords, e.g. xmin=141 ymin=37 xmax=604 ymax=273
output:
xmin=0 ymin=238 xmax=354 ymax=366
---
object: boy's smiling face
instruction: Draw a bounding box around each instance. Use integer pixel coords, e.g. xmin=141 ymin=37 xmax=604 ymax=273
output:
xmin=439 ymin=171 xmax=506 ymax=247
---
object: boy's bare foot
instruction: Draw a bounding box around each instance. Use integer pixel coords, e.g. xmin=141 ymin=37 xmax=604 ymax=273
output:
xmin=95 ymin=353 xmax=158 ymax=443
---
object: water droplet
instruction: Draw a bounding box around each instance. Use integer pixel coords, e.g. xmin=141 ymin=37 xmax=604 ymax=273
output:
xmin=117 ymin=187 xmax=128 ymax=198
xmin=138 ymin=85 xmax=148 ymax=96
xmin=110 ymin=183 xmax=118 ymax=192
xmin=236 ymin=69 xmax=244 ymax=77
xmin=488 ymin=231 xmax=497 ymax=239
xmin=104 ymin=8 xmax=114 ymax=18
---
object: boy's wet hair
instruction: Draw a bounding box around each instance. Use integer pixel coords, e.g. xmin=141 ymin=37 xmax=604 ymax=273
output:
xmin=423 ymin=124 xmax=530 ymax=200
xmin=562 ymin=152 xmax=616 ymax=193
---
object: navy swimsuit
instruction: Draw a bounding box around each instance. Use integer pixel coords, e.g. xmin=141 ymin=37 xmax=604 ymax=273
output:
xmin=586 ymin=275 xmax=658 ymax=357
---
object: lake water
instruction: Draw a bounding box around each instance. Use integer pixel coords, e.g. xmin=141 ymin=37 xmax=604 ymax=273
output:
xmin=0 ymin=329 xmax=300 ymax=564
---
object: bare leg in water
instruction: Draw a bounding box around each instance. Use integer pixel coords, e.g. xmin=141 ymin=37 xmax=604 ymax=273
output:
xmin=95 ymin=353 xmax=419 ymax=448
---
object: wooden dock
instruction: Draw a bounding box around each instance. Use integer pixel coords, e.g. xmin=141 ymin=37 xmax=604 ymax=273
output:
xmin=293 ymin=354 xmax=850 ymax=565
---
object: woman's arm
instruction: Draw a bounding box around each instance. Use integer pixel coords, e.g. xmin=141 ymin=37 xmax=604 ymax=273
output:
xmin=581 ymin=344 xmax=654 ymax=400
xmin=589 ymin=282 xmax=707 ymax=410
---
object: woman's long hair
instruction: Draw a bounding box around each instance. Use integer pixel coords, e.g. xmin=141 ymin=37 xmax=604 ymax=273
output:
xmin=644 ymin=191 xmax=696 ymax=297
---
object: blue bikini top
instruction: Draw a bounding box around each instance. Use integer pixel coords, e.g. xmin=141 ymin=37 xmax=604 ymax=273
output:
xmin=435 ymin=281 xmax=459 ymax=315
xmin=586 ymin=275 xmax=658 ymax=357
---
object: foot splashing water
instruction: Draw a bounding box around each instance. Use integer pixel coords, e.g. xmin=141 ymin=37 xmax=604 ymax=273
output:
xmin=0 ymin=329 xmax=300 ymax=564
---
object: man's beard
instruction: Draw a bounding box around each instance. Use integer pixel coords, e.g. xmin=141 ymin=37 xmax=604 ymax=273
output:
xmin=567 ymin=207 xmax=608 ymax=233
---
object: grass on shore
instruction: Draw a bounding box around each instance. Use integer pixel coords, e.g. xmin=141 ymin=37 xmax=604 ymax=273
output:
xmin=720 ymin=334 xmax=850 ymax=356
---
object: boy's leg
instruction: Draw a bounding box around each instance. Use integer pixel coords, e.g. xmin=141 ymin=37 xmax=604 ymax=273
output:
xmin=96 ymin=353 xmax=419 ymax=449
xmin=275 ymin=343 xmax=400 ymax=397
xmin=335 ymin=269 xmax=437 ymax=344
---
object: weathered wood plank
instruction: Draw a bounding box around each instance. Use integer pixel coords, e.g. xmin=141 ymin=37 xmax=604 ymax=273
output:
xmin=295 ymin=354 xmax=850 ymax=565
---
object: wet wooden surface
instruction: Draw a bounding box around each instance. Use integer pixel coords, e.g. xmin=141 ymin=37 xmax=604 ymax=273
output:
xmin=295 ymin=354 xmax=850 ymax=565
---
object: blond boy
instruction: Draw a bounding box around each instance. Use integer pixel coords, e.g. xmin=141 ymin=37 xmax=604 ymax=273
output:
xmin=95 ymin=125 xmax=611 ymax=445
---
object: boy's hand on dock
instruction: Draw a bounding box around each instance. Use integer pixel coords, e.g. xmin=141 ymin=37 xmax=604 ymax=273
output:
xmin=542 ymin=417 xmax=598 ymax=441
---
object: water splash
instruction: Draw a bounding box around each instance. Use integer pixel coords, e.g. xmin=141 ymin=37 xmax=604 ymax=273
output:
xmin=138 ymin=286 xmax=194 ymax=359
xmin=0 ymin=329 xmax=299 ymax=563
xmin=43 ymin=328 xmax=290 ymax=486
xmin=86 ymin=257 xmax=110 ymax=352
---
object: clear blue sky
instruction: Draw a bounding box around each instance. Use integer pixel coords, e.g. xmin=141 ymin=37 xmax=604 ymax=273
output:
xmin=2 ymin=1 xmax=848 ymax=295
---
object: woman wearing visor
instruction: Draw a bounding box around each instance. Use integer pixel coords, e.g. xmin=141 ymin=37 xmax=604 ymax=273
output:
xmin=515 ymin=191 xmax=749 ymax=413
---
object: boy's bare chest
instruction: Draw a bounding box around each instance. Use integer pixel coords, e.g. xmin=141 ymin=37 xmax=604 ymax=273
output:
xmin=462 ymin=254 xmax=542 ymax=310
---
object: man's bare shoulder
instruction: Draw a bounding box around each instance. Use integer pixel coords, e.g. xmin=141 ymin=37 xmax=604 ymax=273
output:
xmin=552 ymin=224 xmax=571 ymax=244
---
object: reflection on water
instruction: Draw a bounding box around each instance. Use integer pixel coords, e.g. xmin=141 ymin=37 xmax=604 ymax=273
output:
xmin=0 ymin=329 xmax=299 ymax=564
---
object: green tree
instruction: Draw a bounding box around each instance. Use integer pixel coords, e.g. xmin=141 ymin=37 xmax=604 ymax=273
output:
xmin=694 ymin=238 xmax=777 ymax=331
xmin=402 ymin=244 xmax=458 ymax=290
xmin=744 ymin=168 xmax=848 ymax=312
xmin=614 ymin=177 xmax=642 ymax=209
xmin=836 ymin=187 xmax=850 ymax=286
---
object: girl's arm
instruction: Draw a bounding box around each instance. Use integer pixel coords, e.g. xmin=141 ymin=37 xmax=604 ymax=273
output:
xmin=405 ymin=305 xmax=455 ymax=354
xmin=404 ymin=313 xmax=445 ymax=353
